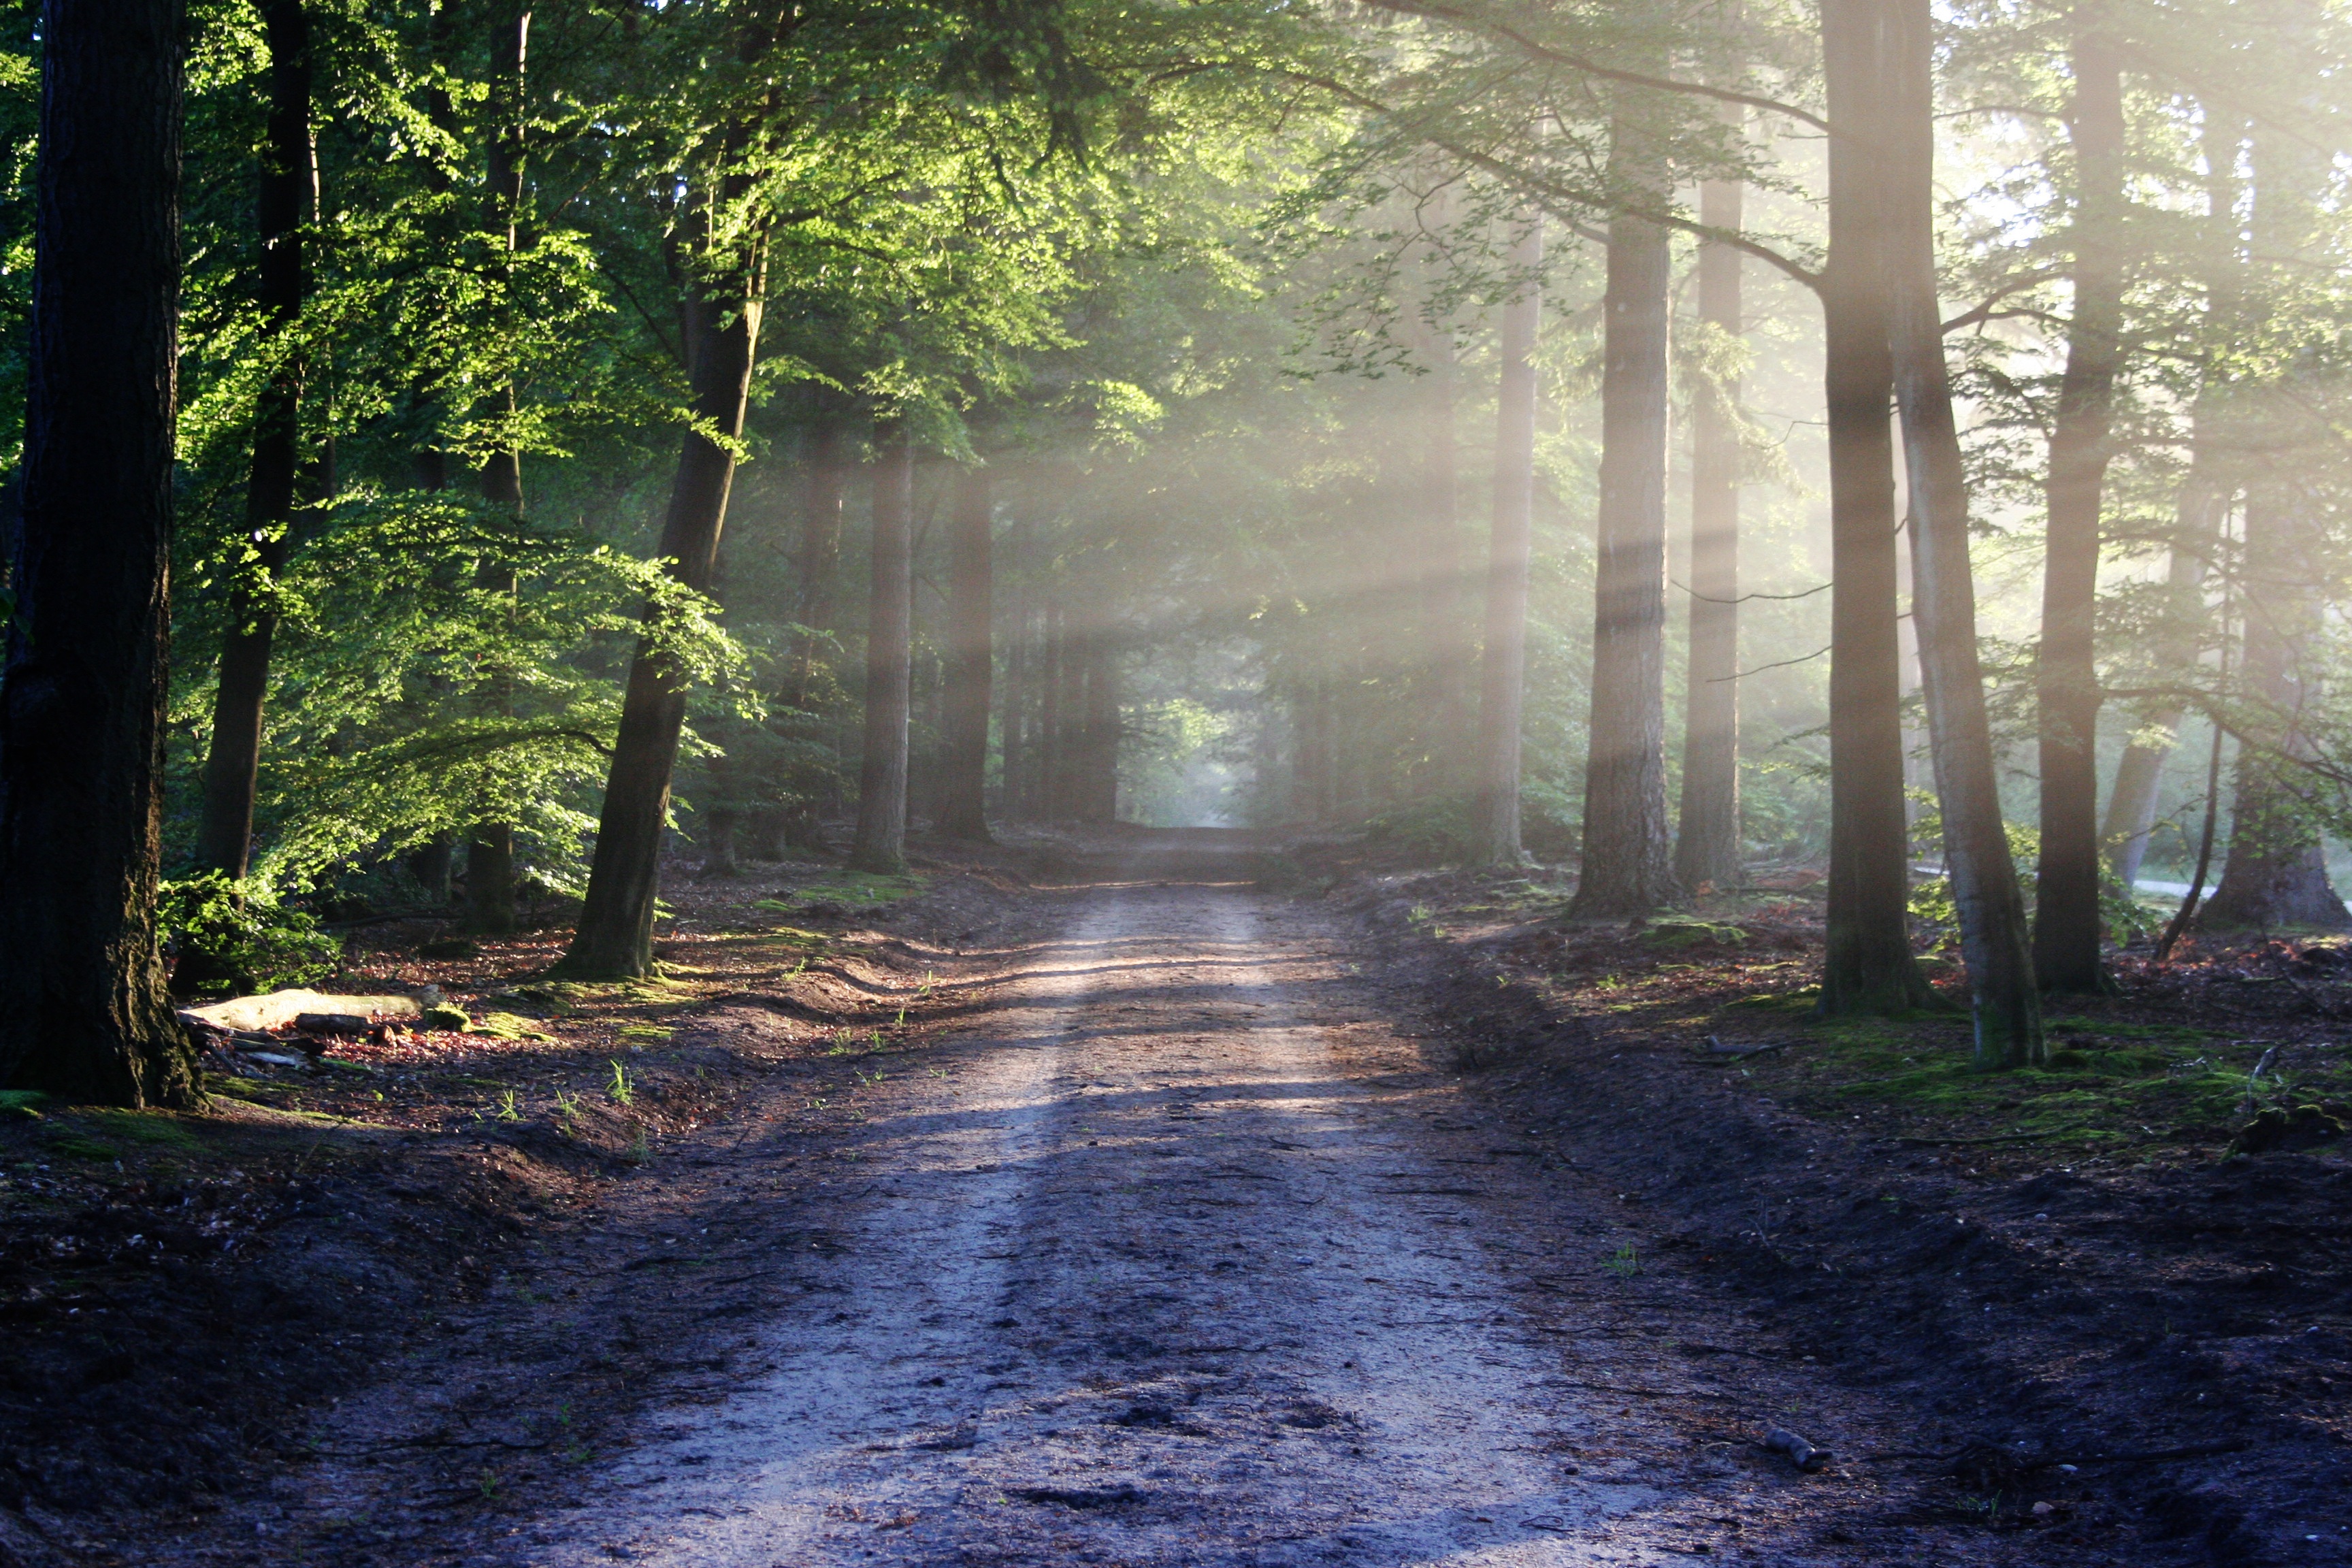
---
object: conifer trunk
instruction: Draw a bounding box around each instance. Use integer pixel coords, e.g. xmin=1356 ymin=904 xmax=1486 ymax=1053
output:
xmin=1885 ymin=0 xmax=2042 ymax=1064
xmin=2032 ymin=20 xmax=2123 ymax=992
xmin=0 ymin=0 xmax=194 ymax=1105
xmin=1818 ymin=0 xmax=1934 ymax=1015
xmin=1673 ymin=166 xmax=1743 ymax=896
xmin=1472 ymin=217 xmax=1542 ymax=864
xmin=559 ymin=237 xmax=762 ymax=977
xmin=939 ymin=464 xmax=994 ymax=840
xmin=849 ymin=425 xmax=915 ymax=872
xmin=195 ymin=0 xmax=310 ymax=878
xmin=1572 ymin=113 xmax=1678 ymax=918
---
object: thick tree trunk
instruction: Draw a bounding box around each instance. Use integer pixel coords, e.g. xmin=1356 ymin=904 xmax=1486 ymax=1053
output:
xmin=2032 ymin=22 xmax=2124 ymax=992
xmin=1472 ymin=217 xmax=1542 ymax=865
xmin=195 ymin=0 xmax=310 ymax=879
xmin=0 ymin=0 xmax=193 ymax=1105
xmin=849 ymin=425 xmax=915 ymax=872
xmin=1818 ymin=0 xmax=1934 ymax=1015
xmin=1571 ymin=121 xmax=1678 ymax=918
xmin=939 ymin=464 xmax=994 ymax=840
xmin=1885 ymin=0 xmax=2043 ymax=1064
xmin=1673 ymin=167 xmax=1744 ymax=896
xmin=466 ymin=3 xmax=530 ymax=936
xmin=2197 ymin=123 xmax=2347 ymax=932
xmin=559 ymin=255 xmax=762 ymax=977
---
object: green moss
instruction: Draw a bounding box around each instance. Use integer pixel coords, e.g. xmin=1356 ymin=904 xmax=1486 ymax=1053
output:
xmin=75 ymin=1109 xmax=203 ymax=1149
xmin=1722 ymin=989 xmax=1819 ymax=1015
xmin=467 ymin=1012 xmax=557 ymax=1042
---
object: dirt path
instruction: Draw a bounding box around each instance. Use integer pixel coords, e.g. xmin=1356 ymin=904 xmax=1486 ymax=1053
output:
xmin=166 ymin=847 xmax=1971 ymax=1567
xmin=519 ymin=871 xmax=1694 ymax=1566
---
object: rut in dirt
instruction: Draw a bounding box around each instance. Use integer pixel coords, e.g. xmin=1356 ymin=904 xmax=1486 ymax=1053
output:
xmin=521 ymin=858 xmax=1682 ymax=1567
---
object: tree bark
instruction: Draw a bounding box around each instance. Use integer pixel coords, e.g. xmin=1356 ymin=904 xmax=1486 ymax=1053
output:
xmin=1673 ymin=164 xmax=1744 ymax=896
xmin=559 ymin=242 xmax=762 ymax=977
xmin=1818 ymin=0 xmax=1935 ymax=1015
xmin=1885 ymin=0 xmax=2044 ymax=1064
xmin=2031 ymin=18 xmax=2124 ymax=993
xmin=466 ymin=2 xmax=530 ymax=937
xmin=849 ymin=425 xmax=915 ymax=872
xmin=0 ymin=0 xmax=193 ymax=1105
xmin=939 ymin=463 xmax=995 ymax=840
xmin=1572 ymin=114 xmax=1679 ymax=918
xmin=1472 ymin=216 xmax=1542 ymax=865
xmin=195 ymin=0 xmax=310 ymax=879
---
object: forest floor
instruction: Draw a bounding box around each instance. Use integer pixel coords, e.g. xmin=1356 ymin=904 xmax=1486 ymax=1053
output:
xmin=0 ymin=827 xmax=2345 ymax=1567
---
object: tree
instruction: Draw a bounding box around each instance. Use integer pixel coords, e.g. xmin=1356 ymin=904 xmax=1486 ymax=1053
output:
xmin=1673 ymin=146 xmax=1743 ymax=896
xmin=1885 ymin=0 xmax=2043 ymax=1064
xmin=850 ymin=425 xmax=917 ymax=871
xmin=195 ymin=0 xmax=310 ymax=879
xmin=559 ymin=164 xmax=766 ymax=977
xmin=2200 ymin=116 xmax=2352 ymax=932
xmin=465 ymin=1 xmax=532 ymax=936
xmin=1571 ymin=97 xmax=1679 ymax=918
xmin=1472 ymin=215 xmax=1542 ymax=865
xmin=2031 ymin=14 xmax=2125 ymax=993
xmin=0 ymin=0 xmax=195 ymax=1105
xmin=1818 ymin=0 xmax=1936 ymax=1016
xmin=938 ymin=461 xmax=996 ymax=840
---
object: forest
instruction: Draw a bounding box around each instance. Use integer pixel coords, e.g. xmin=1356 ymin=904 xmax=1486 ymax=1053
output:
xmin=1 ymin=0 xmax=2349 ymax=1564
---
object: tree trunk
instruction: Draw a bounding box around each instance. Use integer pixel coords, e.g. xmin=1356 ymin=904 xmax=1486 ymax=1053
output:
xmin=2103 ymin=111 xmax=2242 ymax=890
xmin=0 ymin=0 xmax=193 ymax=1106
xmin=1082 ymin=634 xmax=1120 ymax=823
xmin=1571 ymin=116 xmax=1679 ymax=919
xmin=195 ymin=0 xmax=310 ymax=879
xmin=1885 ymin=0 xmax=2043 ymax=1065
xmin=1673 ymin=164 xmax=1744 ymax=896
xmin=1039 ymin=603 xmax=1066 ymax=817
xmin=1001 ymin=576 xmax=1030 ymax=818
xmin=849 ymin=425 xmax=915 ymax=872
xmin=1818 ymin=0 xmax=1935 ymax=1016
xmin=1417 ymin=323 xmax=1471 ymax=795
xmin=466 ymin=3 xmax=530 ymax=937
xmin=1472 ymin=216 xmax=1542 ymax=865
xmin=2031 ymin=20 xmax=2124 ymax=993
xmin=558 ymin=243 xmax=762 ymax=978
xmin=939 ymin=463 xmax=994 ymax=840
xmin=2195 ymin=119 xmax=2347 ymax=932
xmin=783 ymin=418 xmax=848 ymax=713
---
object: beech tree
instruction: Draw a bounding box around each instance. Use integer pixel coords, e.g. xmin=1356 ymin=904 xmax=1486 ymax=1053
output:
xmin=0 ymin=0 xmax=194 ymax=1105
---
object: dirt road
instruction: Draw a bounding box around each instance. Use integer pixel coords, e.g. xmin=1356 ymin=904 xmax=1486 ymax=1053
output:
xmin=196 ymin=848 xmax=1944 ymax=1568
xmin=525 ymin=871 xmax=1693 ymax=1566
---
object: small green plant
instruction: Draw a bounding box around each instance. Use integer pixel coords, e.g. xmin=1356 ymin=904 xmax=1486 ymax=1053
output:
xmin=1604 ymin=1241 xmax=1642 ymax=1278
xmin=495 ymin=1090 xmax=522 ymax=1122
xmin=552 ymin=1088 xmax=583 ymax=1127
xmin=606 ymin=1060 xmax=634 ymax=1105
xmin=624 ymin=1126 xmax=652 ymax=1164
xmin=477 ymin=1467 xmax=501 ymax=1499
xmin=157 ymin=872 xmax=342 ymax=998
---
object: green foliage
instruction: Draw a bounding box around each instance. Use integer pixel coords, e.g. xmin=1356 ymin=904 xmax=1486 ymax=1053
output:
xmin=157 ymin=874 xmax=342 ymax=999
